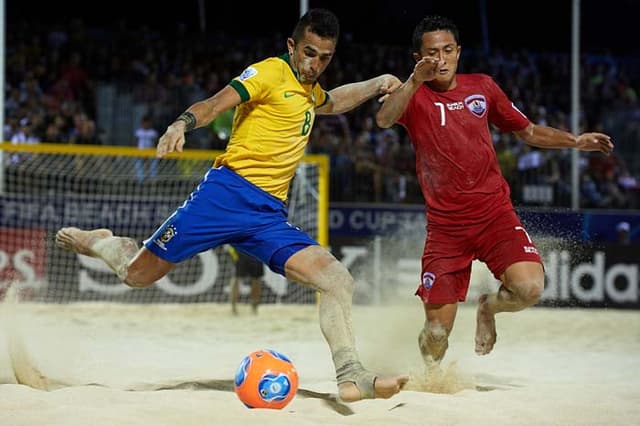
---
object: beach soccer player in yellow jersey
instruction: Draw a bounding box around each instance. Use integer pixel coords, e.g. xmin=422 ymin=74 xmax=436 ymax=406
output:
xmin=56 ymin=8 xmax=408 ymax=402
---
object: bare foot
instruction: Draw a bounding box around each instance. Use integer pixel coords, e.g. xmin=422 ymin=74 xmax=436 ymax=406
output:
xmin=338 ymin=374 xmax=409 ymax=402
xmin=55 ymin=227 xmax=113 ymax=257
xmin=475 ymin=294 xmax=497 ymax=355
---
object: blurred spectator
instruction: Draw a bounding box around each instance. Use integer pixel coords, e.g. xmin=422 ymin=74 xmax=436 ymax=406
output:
xmin=207 ymin=107 xmax=235 ymax=150
xmin=581 ymin=173 xmax=605 ymax=208
xmin=44 ymin=122 xmax=66 ymax=143
xmin=616 ymin=221 xmax=631 ymax=245
xmin=352 ymin=132 xmax=383 ymax=202
xmin=48 ymin=78 xmax=76 ymax=108
xmin=60 ymin=51 xmax=90 ymax=103
xmin=133 ymin=72 xmax=167 ymax=106
xmin=599 ymin=169 xmax=628 ymax=208
xmin=69 ymin=112 xmax=100 ymax=176
xmin=5 ymin=87 xmax=23 ymax=117
xmin=9 ymin=117 xmax=40 ymax=164
xmin=376 ymin=129 xmax=405 ymax=203
xmin=11 ymin=118 xmax=39 ymax=145
xmin=353 ymin=116 xmax=379 ymax=148
xmin=134 ymin=115 xmax=159 ymax=182
xmin=69 ymin=113 xmax=99 ymax=145
xmin=4 ymin=116 xmax=19 ymax=142
xmin=495 ymin=133 xmax=518 ymax=189
xmin=543 ymin=152 xmax=572 ymax=207
xmin=517 ymin=145 xmax=545 ymax=183
xmin=228 ymin=245 xmax=264 ymax=316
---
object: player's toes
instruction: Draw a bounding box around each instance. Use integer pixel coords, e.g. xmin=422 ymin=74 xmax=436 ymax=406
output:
xmin=374 ymin=374 xmax=410 ymax=399
xmin=338 ymin=374 xmax=408 ymax=403
xmin=474 ymin=338 xmax=495 ymax=355
xmin=55 ymin=228 xmax=75 ymax=248
xmin=54 ymin=227 xmax=112 ymax=255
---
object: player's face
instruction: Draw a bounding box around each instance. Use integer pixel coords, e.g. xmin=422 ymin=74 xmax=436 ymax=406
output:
xmin=288 ymin=29 xmax=336 ymax=85
xmin=417 ymin=30 xmax=460 ymax=86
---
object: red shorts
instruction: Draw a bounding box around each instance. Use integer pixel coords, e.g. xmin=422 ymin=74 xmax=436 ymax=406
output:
xmin=415 ymin=208 xmax=543 ymax=304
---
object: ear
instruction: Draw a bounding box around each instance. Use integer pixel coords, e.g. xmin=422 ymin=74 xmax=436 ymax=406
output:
xmin=287 ymin=38 xmax=295 ymax=55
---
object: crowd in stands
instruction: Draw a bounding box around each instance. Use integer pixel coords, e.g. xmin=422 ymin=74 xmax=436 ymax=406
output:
xmin=5 ymin=18 xmax=640 ymax=209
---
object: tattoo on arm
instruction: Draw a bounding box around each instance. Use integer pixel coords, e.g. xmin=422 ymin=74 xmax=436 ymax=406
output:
xmin=176 ymin=111 xmax=197 ymax=132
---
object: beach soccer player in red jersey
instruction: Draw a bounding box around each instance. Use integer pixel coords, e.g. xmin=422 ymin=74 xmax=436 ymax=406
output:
xmin=376 ymin=15 xmax=614 ymax=366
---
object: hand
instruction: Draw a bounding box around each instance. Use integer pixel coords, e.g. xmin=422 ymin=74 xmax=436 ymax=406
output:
xmin=576 ymin=132 xmax=614 ymax=155
xmin=377 ymin=74 xmax=402 ymax=103
xmin=156 ymin=122 xmax=186 ymax=158
xmin=412 ymin=57 xmax=445 ymax=83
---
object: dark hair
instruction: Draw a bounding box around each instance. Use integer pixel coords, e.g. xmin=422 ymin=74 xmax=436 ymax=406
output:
xmin=292 ymin=8 xmax=340 ymax=43
xmin=412 ymin=15 xmax=460 ymax=53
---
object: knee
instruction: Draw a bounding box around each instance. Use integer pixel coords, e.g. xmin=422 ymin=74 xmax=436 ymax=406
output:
xmin=318 ymin=260 xmax=355 ymax=298
xmin=332 ymin=265 xmax=356 ymax=297
xmin=419 ymin=322 xmax=449 ymax=362
xmin=422 ymin=322 xmax=449 ymax=345
xmin=516 ymin=277 xmax=544 ymax=306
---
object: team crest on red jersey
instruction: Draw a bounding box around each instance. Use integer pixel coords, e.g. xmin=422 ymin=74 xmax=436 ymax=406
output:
xmin=422 ymin=272 xmax=436 ymax=290
xmin=464 ymin=94 xmax=487 ymax=118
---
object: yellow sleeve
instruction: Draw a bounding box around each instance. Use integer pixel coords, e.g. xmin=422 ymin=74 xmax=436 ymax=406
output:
xmin=229 ymin=59 xmax=279 ymax=103
xmin=313 ymin=83 xmax=329 ymax=108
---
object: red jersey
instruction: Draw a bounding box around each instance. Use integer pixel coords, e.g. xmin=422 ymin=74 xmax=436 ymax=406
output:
xmin=398 ymin=73 xmax=530 ymax=226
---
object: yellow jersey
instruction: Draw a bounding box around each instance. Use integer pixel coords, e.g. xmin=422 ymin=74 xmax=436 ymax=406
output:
xmin=214 ymin=54 xmax=329 ymax=202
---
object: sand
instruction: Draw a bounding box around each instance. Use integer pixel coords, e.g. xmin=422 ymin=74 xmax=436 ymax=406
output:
xmin=1 ymin=294 xmax=639 ymax=426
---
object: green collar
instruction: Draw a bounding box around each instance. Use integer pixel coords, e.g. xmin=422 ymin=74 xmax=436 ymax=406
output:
xmin=279 ymin=53 xmax=299 ymax=79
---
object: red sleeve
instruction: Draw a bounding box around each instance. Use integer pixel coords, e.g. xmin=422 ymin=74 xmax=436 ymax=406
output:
xmin=486 ymin=76 xmax=531 ymax=132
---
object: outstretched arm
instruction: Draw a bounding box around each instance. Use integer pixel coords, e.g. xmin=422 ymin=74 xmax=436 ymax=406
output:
xmin=316 ymin=74 xmax=401 ymax=115
xmin=376 ymin=57 xmax=443 ymax=128
xmin=514 ymin=123 xmax=614 ymax=155
xmin=156 ymin=85 xmax=242 ymax=157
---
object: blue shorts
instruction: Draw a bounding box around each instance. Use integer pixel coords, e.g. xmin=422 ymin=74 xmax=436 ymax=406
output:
xmin=144 ymin=166 xmax=318 ymax=275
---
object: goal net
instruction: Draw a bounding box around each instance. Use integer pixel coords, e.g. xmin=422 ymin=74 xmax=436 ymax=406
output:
xmin=0 ymin=143 xmax=328 ymax=305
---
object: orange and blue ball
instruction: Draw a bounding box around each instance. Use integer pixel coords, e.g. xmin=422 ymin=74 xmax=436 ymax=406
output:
xmin=234 ymin=349 xmax=299 ymax=409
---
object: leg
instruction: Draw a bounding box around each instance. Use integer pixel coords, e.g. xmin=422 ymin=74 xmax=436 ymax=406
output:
xmin=475 ymin=261 xmax=544 ymax=355
xmin=285 ymin=245 xmax=408 ymax=402
xmin=230 ymin=276 xmax=240 ymax=315
xmin=150 ymin=159 xmax=158 ymax=179
xmin=135 ymin=159 xmax=145 ymax=182
xmin=55 ymin=227 xmax=175 ymax=288
xmin=419 ymin=303 xmax=457 ymax=365
xmin=249 ymin=277 xmax=261 ymax=314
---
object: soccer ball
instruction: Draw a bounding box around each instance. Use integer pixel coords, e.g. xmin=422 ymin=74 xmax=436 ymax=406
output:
xmin=234 ymin=349 xmax=299 ymax=409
